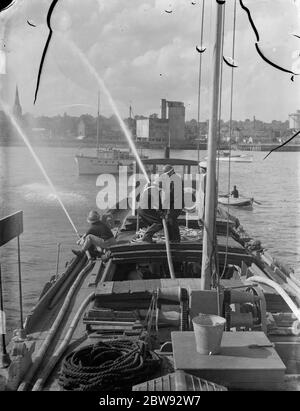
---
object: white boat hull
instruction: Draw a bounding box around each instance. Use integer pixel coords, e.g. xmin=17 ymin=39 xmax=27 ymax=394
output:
xmin=218 ymin=196 xmax=254 ymax=209
xmin=205 ymin=154 xmax=253 ymax=163
xmin=217 ymin=156 xmax=253 ymax=163
xmin=75 ymin=155 xmax=134 ymax=175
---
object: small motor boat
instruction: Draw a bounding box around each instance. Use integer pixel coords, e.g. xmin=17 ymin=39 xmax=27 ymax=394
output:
xmin=205 ymin=152 xmax=253 ymax=163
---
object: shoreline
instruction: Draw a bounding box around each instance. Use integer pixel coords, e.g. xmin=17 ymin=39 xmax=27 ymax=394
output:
xmin=1 ymin=141 xmax=300 ymax=151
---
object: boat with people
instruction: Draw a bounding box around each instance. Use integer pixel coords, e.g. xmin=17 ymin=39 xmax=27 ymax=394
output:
xmin=1 ymin=1 xmax=300 ymax=394
xmin=218 ymin=195 xmax=254 ymax=210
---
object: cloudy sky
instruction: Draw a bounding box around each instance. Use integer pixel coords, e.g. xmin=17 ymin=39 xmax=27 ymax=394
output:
xmin=0 ymin=0 xmax=300 ymax=122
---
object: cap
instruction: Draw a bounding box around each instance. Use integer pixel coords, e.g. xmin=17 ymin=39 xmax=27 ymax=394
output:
xmin=87 ymin=210 xmax=100 ymax=223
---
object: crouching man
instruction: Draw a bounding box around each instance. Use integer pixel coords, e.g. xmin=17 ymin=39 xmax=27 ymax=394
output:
xmin=72 ymin=210 xmax=116 ymax=258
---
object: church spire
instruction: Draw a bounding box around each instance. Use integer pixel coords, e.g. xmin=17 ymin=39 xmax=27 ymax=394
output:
xmin=13 ymin=85 xmax=22 ymax=118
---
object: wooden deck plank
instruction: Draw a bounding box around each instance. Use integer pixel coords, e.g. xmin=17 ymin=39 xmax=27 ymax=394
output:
xmin=113 ymin=281 xmax=131 ymax=294
xmin=97 ymin=282 xmax=114 ymax=294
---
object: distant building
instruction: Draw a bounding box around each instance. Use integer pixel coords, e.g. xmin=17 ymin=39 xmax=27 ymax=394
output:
xmin=289 ymin=110 xmax=300 ymax=129
xmin=167 ymin=100 xmax=185 ymax=142
xmin=8 ymin=85 xmax=25 ymax=142
xmin=135 ymin=98 xmax=185 ymax=144
xmin=136 ymin=117 xmax=169 ymax=143
xmin=13 ymin=86 xmax=22 ymax=118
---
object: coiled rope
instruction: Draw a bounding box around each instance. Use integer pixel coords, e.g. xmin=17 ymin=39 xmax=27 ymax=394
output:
xmin=58 ymin=339 xmax=161 ymax=391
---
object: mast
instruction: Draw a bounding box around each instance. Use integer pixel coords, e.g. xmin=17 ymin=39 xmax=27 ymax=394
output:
xmin=96 ymin=91 xmax=100 ymax=152
xmin=201 ymin=1 xmax=225 ymax=290
xmin=197 ymin=0 xmax=205 ymax=162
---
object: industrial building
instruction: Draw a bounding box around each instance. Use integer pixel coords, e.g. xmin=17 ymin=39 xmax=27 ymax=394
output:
xmin=136 ymin=99 xmax=185 ymax=144
xmin=289 ymin=110 xmax=300 ymax=129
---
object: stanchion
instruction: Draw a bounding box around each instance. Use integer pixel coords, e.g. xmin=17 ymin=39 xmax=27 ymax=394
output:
xmin=0 ymin=264 xmax=11 ymax=368
xmin=17 ymin=236 xmax=26 ymax=340
xmin=56 ymin=243 xmax=61 ymax=276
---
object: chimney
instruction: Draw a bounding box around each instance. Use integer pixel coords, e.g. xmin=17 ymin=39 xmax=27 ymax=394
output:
xmin=161 ymin=99 xmax=167 ymax=119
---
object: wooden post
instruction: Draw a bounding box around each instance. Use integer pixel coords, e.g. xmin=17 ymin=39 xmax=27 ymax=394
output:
xmin=17 ymin=236 xmax=24 ymax=331
xmin=0 ymin=264 xmax=10 ymax=368
xmin=56 ymin=243 xmax=61 ymax=277
xmin=201 ymin=2 xmax=225 ymax=290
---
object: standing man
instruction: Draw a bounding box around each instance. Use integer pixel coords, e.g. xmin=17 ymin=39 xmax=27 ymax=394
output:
xmin=72 ymin=210 xmax=116 ymax=258
xmin=160 ymin=164 xmax=184 ymax=243
xmin=138 ymin=178 xmax=163 ymax=243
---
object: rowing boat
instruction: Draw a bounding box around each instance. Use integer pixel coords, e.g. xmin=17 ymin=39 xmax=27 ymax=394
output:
xmin=218 ymin=196 xmax=254 ymax=209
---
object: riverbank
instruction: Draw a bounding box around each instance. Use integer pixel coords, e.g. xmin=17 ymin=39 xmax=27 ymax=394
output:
xmin=0 ymin=139 xmax=225 ymax=151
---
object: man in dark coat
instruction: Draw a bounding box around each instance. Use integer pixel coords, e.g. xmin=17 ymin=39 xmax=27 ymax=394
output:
xmin=231 ymin=185 xmax=239 ymax=198
xmin=160 ymin=164 xmax=184 ymax=243
xmin=72 ymin=210 xmax=116 ymax=257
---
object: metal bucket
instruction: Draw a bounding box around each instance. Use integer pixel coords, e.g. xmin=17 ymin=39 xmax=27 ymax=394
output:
xmin=192 ymin=314 xmax=226 ymax=355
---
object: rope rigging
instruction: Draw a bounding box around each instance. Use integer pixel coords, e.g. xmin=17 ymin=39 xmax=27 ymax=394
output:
xmin=58 ymin=339 xmax=161 ymax=391
xmin=58 ymin=292 xmax=164 ymax=391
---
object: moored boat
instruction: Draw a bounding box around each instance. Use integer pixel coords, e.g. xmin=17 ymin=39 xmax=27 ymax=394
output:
xmin=205 ymin=151 xmax=253 ymax=163
xmin=75 ymin=93 xmax=147 ymax=175
xmin=75 ymin=148 xmax=140 ymax=175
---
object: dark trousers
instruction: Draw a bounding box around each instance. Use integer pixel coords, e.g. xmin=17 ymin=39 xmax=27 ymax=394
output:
xmin=143 ymin=222 xmax=163 ymax=240
xmin=139 ymin=209 xmax=162 ymax=241
xmin=139 ymin=209 xmax=181 ymax=242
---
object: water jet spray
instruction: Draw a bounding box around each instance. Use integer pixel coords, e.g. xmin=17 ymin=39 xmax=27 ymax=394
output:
xmin=0 ymin=100 xmax=80 ymax=239
xmin=63 ymin=37 xmax=150 ymax=184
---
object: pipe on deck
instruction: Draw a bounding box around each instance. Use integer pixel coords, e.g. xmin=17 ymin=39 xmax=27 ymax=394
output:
xmin=17 ymin=259 xmax=93 ymax=391
xmin=246 ymin=276 xmax=300 ymax=322
xmin=32 ymin=292 xmax=95 ymax=391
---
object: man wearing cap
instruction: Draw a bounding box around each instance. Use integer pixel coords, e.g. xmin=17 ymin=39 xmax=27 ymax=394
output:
xmin=72 ymin=210 xmax=116 ymax=258
xmin=159 ymin=164 xmax=184 ymax=243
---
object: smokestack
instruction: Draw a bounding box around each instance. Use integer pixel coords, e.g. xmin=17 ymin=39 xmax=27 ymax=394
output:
xmin=161 ymin=99 xmax=167 ymax=119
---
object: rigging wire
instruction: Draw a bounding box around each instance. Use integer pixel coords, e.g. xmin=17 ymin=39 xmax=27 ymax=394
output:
xmin=216 ymin=2 xmax=226 ymax=183
xmin=197 ymin=0 xmax=206 ymax=162
xmin=221 ymin=0 xmax=238 ymax=280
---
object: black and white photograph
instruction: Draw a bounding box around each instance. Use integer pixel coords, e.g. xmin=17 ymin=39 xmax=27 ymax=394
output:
xmin=0 ymin=0 xmax=300 ymax=396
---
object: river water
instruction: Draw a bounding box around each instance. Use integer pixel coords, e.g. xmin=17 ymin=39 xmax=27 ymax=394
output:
xmin=0 ymin=146 xmax=299 ymax=334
